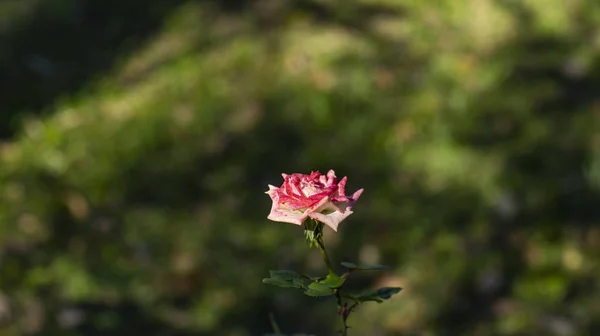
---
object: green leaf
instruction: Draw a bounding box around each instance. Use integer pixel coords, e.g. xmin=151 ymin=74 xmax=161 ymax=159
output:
xmin=263 ymin=277 xmax=299 ymax=288
xmin=320 ymin=272 xmax=345 ymax=289
xmin=304 ymin=220 xmax=324 ymax=248
xmin=302 ymin=274 xmax=324 ymax=282
xmin=341 ymin=262 xmax=390 ymax=271
xmin=263 ymin=270 xmax=307 ymax=289
xmin=269 ymin=270 xmax=299 ymax=280
xmin=353 ymin=287 xmax=402 ymax=303
xmin=304 ymin=282 xmax=335 ymax=297
xmin=341 ymin=262 xmax=357 ymax=269
xmin=304 ymin=229 xmax=315 ymax=245
xmin=376 ymin=287 xmax=402 ymax=299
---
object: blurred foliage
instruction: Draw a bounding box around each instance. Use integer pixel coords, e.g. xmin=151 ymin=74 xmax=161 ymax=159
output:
xmin=1 ymin=0 xmax=600 ymax=335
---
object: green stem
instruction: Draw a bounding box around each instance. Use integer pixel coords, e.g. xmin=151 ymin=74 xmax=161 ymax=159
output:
xmin=268 ymin=313 xmax=281 ymax=334
xmin=348 ymin=302 xmax=359 ymax=314
xmin=336 ymin=291 xmax=349 ymax=336
xmin=315 ymin=228 xmax=348 ymax=335
xmin=316 ymin=235 xmax=334 ymax=274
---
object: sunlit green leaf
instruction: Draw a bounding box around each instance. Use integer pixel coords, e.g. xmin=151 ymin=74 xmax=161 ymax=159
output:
xmin=320 ymin=272 xmax=345 ymax=289
xmin=304 ymin=282 xmax=335 ymax=297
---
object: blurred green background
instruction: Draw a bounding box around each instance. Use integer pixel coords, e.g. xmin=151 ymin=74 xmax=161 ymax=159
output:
xmin=1 ymin=0 xmax=600 ymax=335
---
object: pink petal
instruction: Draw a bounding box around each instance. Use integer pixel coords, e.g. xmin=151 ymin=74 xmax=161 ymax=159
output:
xmin=290 ymin=181 xmax=303 ymax=197
xmin=326 ymin=170 xmax=336 ymax=186
xmin=266 ymin=188 xmax=307 ymax=225
xmin=265 ymin=185 xmax=279 ymax=194
xmin=337 ymin=176 xmax=348 ymax=196
xmin=306 ymin=195 xmax=331 ymax=213
xmin=351 ymin=188 xmax=364 ymax=201
xmin=309 ymin=209 xmax=354 ymax=232
xmin=308 ymin=171 xmax=320 ymax=180
xmin=267 ymin=206 xmax=306 ymax=225
xmin=331 ymin=195 xmax=350 ymax=203
xmin=265 ymin=170 xmax=364 ymax=231
xmin=326 ymin=169 xmax=336 ymax=179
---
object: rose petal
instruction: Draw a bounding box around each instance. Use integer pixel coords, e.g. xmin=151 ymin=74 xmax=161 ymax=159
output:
xmin=351 ymin=188 xmax=364 ymax=201
xmin=290 ymin=181 xmax=303 ymax=197
xmin=337 ymin=176 xmax=347 ymax=197
xmin=267 ymin=206 xmax=306 ymax=225
xmin=313 ymin=188 xmax=364 ymax=231
xmin=266 ymin=191 xmax=307 ymax=225
xmin=285 ymin=197 xmax=317 ymax=210
xmin=326 ymin=170 xmax=336 ymax=185
xmin=265 ymin=185 xmax=279 ymax=194
xmin=305 ymin=195 xmax=331 ymax=213
xmin=266 ymin=170 xmax=363 ymax=230
xmin=309 ymin=209 xmax=354 ymax=232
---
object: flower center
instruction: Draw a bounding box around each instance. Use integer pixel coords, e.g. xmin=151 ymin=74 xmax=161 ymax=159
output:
xmin=301 ymin=181 xmax=324 ymax=197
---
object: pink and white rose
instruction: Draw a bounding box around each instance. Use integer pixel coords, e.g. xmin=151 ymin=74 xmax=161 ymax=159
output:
xmin=265 ymin=170 xmax=364 ymax=232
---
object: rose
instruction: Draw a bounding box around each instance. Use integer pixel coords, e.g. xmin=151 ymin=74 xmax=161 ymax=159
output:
xmin=263 ymin=171 xmax=401 ymax=335
xmin=265 ymin=170 xmax=364 ymax=232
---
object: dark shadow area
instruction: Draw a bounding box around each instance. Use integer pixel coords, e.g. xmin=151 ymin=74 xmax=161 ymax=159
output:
xmin=0 ymin=0 xmax=192 ymax=138
xmin=0 ymin=0 xmax=403 ymax=139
